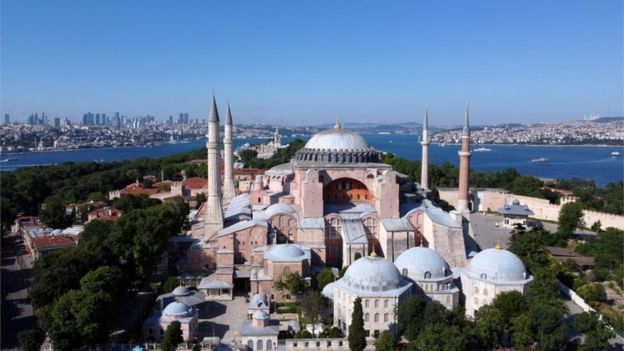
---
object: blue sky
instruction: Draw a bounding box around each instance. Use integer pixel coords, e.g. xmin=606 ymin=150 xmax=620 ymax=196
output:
xmin=1 ymin=0 xmax=622 ymax=125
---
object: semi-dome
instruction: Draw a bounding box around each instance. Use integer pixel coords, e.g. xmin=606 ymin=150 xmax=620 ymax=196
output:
xmin=341 ymin=255 xmax=402 ymax=292
xmin=163 ymin=301 xmax=191 ymax=317
xmin=294 ymin=125 xmax=380 ymax=164
xmin=264 ymin=203 xmax=295 ymax=218
xmin=394 ymin=247 xmax=451 ymax=280
xmin=252 ymin=310 xmax=269 ymax=320
xmin=466 ymin=248 xmax=528 ymax=282
xmin=264 ymin=244 xmax=306 ymax=261
xmin=172 ymin=286 xmax=191 ymax=297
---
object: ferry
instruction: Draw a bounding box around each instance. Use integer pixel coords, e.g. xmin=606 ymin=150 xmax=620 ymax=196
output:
xmin=531 ymin=157 xmax=547 ymax=163
xmin=610 ymin=151 xmax=621 ymax=157
xmin=473 ymin=147 xmax=492 ymax=152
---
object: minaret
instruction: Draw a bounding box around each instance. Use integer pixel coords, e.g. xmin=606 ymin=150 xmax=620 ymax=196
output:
xmin=273 ymin=126 xmax=281 ymax=147
xmin=205 ymin=96 xmax=224 ymax=241
xmin=420 ymin=106 xmax=430 ymax=189
xmin=457 ymin=102 xmax=471 ymax=213
xmin=222 ymin=104 xmax=236 ymax=202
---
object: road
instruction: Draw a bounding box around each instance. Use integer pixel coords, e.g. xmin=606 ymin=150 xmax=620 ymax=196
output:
xmin=1 ymin=231 xmax=36 ymax=350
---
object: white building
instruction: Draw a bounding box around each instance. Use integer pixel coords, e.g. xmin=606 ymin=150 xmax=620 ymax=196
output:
xmin=394 ymin=247 xmax=459 ymax=310
xmin=328 ymin=253 xmax=412 ymax=338
xmin=461 ymin=247 xmax=534 ymax=318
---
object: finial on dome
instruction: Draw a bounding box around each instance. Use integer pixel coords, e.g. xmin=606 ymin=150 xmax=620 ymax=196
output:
xmin=370 ymin=248 xmax=377 ymax=257
xmin=334 ymin=116 xmax=341 ymax=129
xmin=495 ymin=238 xmax=501 ymax=250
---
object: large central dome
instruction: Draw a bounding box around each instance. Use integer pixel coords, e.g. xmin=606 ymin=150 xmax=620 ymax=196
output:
xmin=304 ymin=127 xmax=370 ymax=151
xmin=295 ymin=124 xmax=380 ymax=164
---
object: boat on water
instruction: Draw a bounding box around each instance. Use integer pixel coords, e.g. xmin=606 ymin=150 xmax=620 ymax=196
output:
xmin=0 ymin=157 xmax=17 ymax=163
xmin=473 ymin=147 xmax=492 ymax=152
xmin=531 ymin=157 xmax=547 ymax=163
xmin=611 ymin=151 xmax=621 ymax=157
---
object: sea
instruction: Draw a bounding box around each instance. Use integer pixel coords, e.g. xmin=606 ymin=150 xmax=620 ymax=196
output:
xmin=1 ymin=134 xmax=623 ymax=186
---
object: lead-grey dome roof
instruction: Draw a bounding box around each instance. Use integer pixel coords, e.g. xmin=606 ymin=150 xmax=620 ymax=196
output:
xmin=163 ymin=301 xmax=192 ymax=317
xmin=305 ymin=127 xmax=370 ymax=150
xmin=295 ymin=126 xmax=380 ymax=164
xmin=341 ymin=255 xmax=402 ymax=292
xmin=466 ymin=248 xmax=529 ymax=282
xmin=394 ymin=247 xmax=451 ymax=281
xmin=264 ymin=244 xmax=306 ymax=262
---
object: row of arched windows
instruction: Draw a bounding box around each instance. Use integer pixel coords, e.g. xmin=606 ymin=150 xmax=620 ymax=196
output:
xmin=247 ymin=339 xmax=273 ymax=350
xmin=363 ymin=299 xmax=389 ymax=309
xmin=364 ymin=313 xmax=390 ymax=322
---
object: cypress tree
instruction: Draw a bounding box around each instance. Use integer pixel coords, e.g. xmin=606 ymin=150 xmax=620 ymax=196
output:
xmin=349 ymin=297 xmax=366 ymax=351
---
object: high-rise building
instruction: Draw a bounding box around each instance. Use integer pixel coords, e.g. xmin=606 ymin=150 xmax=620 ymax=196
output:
xmin=4 ymin=113 xmax=10 ymax=124
xmin=54 ymin=117 xmax=61 ymax=128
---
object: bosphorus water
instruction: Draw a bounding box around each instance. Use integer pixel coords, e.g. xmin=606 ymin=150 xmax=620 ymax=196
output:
xmin=2 ymin=134 xmax=623 ymax=186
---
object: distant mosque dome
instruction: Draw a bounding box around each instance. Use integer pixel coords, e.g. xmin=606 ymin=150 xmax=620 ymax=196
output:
xmin=341 ymin=255 xmax=403 ymax=292
xmin=252 ymin=310 xmax=270 ymax=320
xmin=394 ymin=247 xmax=451 ymax=281
xmin=264 ymin=203 xmax=296 ymax=218
xmin=295 ymin=124 xmax=380 ymax=164
xmin=465 ymin=248 xmax=529 ymax=282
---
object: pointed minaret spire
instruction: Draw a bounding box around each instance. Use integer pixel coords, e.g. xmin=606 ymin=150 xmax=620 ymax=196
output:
xmin=205 ymin=94 xmax=224 ymax=241
xmin=334 ymin=116 xmax=340 ymax=129
xmin=223 ymin=103 xmax=236 ymax=202
xmin=457 ymin=101 xmax=472 ymax=214
xmin=420 ymin=105 xmax=430 ymax=189
xmin=462 ymin=101 xmax=470 ymax=137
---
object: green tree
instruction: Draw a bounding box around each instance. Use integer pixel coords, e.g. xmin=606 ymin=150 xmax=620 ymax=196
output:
xmin=573 ymin=312 xmax=614 ymax=351
xmin=239 ymin=149 xmax=259 ymax=164
xmin=558 ymin=202 xmax=585 ymax=238
xmin=375 ymin=330 xmax=395 ymax=351
xmin=348 ymin=297 xmax=366 ymax=351
xmin=316 ymin=268 xmax=335 ymax=291
xmin=511 ymin=313 xmax=533 ymax=351
xmin=163 ymin=276 xmax=181 ymax=293
xmin=161 ymin=321 xmax=184 ymax=351
xmin=396 ymin=295 xmax=426 ymax=340
xmin=528 ymin=303 xmax=567 ymax=351
xmin=285 ymin=272 xmax=305 ymax=296
xmin=18 ymin=329 xmax=45 ymax=351
xmin=576 ymin=283 xmax=607 ymax=307
xmin=491 ymin=291 xmax=527 ymax=338
xmin=48 ymin=290 xmax=84 ymax=351
xmin=301 ymin=292 xmax=326 ymax=334
xmin=39 ymin=195 xmax=72 ymax=228
xmin=474 ymin=305 xmax=504 ymax=349
xmin=414 ymin=323 xmax=464 ymax=351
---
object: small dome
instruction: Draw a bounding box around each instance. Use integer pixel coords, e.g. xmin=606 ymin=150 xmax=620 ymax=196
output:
xmin=265 ymin=244 xmax=306 ymax=261
xmin=172 ymin=286 xmax=191 ymax=297
xmin=163 ymin=301 xmax=191 ymax=317
xmin=467 ymin=248 xmax=527 ymax=282
xmin=250 ymin=293 xmax=269 ymax=308
xmin=394 ymin=247 xmax=451 ymax=280
xmin=252 ymin=310 xmax=269 ymax=320
xmin=341 ymin=255 xmax=402 ymax=292
xmin=304 ymin=127 xmax=370 ymax=151
xmin=322 ymin=282 xmax=335 ymax=300
xmin=265 ymin=203 xmax=295 ymax=218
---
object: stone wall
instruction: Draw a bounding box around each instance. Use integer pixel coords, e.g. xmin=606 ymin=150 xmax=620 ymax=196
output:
xmin=439 ymin=188 xmax=624 ymax=231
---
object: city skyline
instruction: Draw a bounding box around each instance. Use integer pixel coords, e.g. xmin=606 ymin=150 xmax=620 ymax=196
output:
xmin=1 ymin=1 xmax=623 ymax=125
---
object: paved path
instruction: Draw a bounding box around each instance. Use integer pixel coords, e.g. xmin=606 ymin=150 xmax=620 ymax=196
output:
xmin=1 ymin=232 xmax=36 ymax=350
xmin=196 ymin=296 xmax=248 ymax=344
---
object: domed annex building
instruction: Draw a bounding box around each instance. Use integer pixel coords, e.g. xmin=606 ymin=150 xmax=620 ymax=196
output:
xmin=329 ymin=253 xmax=412 ymax=337
xmin=461 ymin=246 xmax=534 ymax=318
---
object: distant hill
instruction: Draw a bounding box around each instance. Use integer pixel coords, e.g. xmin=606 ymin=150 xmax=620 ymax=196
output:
xmin=590 ymin=116 xmax=624 ymax=123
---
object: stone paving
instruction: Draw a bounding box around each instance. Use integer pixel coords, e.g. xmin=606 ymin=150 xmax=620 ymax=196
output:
xmin=196 ymin=296 xmax=249 ymax=344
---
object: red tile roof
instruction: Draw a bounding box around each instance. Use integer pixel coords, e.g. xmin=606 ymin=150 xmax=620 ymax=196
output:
xmin=183 ymin=177 xmax=208 ymax=189
xmin=31 ymin=235 xmax=77 ymax=250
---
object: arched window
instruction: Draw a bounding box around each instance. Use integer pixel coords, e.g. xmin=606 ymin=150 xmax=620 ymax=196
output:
xmin=474 ymin=286 xmax=479 ymax=294
xmin=424 ymin=271 xmax=431 ymax=279
xmin=480 ymin=273 xmax=487 ymax=280
xmin=474 ymin=297 xmax=479 ymax=305
xmin=384 ymin=300 xmax=389 ymax=308
xmin=483 ymin=288 xmax=488 ymax=296
xmin=247 ymin=340 xmax=253 ymax=349
xmin=365 ymin=299 xmax=369 ymax=308
xmin=374 ymin=300 xmax=379 ymax=308
xmin=279 ymin=216 xmax=285 ymax=227
xmin=257 ymin=340 xmax=263 ymax=350
xmin=402 ymin=268 xmax=408 ymax=276
xmin=283 ymin=266 xmax=291 ymax=275
xmin=365 ymin=313 xmax=369 ymax=322
xmin=384 ymin=313 xmax=389 ymax=322
xmin=374 ymin=313 xmax=379 ymax=322
xmin=266 ymin=340 xmax=273 ymax=350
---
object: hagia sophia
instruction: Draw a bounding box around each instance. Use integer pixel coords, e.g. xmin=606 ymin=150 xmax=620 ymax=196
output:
xmin=159 ymin=97 xmax=533 ymax=340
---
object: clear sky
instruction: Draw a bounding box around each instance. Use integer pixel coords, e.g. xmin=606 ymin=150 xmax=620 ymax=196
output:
xmin=1 ymin=0 xmax=622 ymax=126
